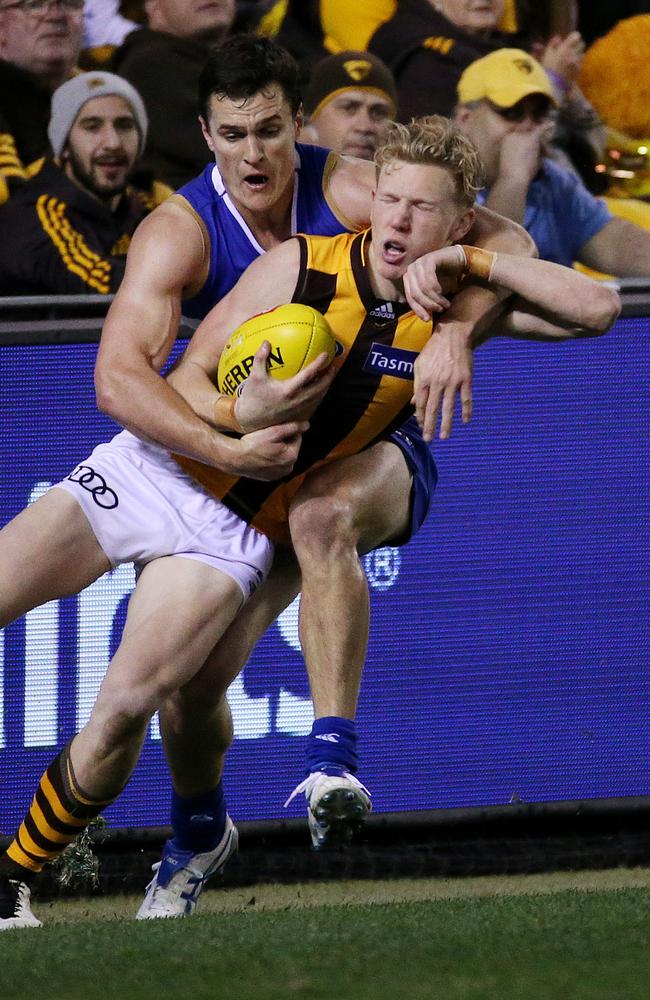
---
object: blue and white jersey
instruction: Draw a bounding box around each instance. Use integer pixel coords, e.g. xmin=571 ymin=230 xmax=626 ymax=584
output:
xmin=476 ymin=158 xmax=612 ymax=268
xmin=176 ymin=143 xmax=353 ymax=319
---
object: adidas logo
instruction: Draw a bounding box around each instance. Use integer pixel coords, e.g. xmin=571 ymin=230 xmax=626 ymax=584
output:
xmin=369 ymin=302 xmax=395 ymax=320
xmin=314 ymin=733 xmax=340 ymax=743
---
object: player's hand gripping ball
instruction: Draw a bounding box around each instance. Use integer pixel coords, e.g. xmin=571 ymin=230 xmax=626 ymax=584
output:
xmin=218 ymin=303 xmax=336 ymax=396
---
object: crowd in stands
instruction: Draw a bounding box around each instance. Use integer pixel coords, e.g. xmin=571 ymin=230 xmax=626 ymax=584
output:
xmin=0 ymin=69 xmax=166 ymax=295
xmin=1 ymin=0 xmax=649 ymax=297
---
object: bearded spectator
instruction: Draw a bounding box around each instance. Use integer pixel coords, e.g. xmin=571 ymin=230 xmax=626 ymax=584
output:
xmin=0 ymin=71 xmax=169 ymax=294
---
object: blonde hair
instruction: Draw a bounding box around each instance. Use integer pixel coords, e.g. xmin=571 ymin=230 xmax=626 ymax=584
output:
xmin=374 ymin=115 xmax=485 ymax=205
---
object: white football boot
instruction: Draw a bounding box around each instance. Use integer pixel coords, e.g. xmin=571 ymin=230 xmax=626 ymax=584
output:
xmin=136 ymin=814 xmax=238 ymax=919
xmin=285 ymin=770 xmax=372 ymax=850
xmin=0 ymin=876 xmax=42 ymax=930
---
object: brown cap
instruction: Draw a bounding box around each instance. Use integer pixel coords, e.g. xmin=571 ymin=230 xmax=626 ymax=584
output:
xmin=305 ymin=50 xmax=397 ymax=119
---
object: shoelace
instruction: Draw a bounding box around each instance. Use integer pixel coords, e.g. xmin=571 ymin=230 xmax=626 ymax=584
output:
xmin=283 ymin=771 xmax=370 ymax=809
xmin=147 ymin=858 xmax=205 ymax=890
xmin=12 ymin=881 xmax=30 ymax=917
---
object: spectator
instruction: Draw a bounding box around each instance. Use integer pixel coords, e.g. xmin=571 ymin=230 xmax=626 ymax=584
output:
xmin=369 ymin=0 xmax=513 ymax=121
xmin=319 ymin=0 xmax=396 ymax=52
xmin=0 ymin=0 xmax=84 ymax=203
xmin=454 ymin=49 xmax=650 ymax=275
xmin=274 ymin=0 xmax=328 ymax=76
xmin=368 ymin=1 xmax=603 ymax=191
xmin=233 ymin=1 xmax=278 ymax=34
xmin=112 ymin=0 xmax=236 ymax=189
xmin=0 ymin=71 xmax=169 ymax=295
xmin=303 ymin=51 xmax=396 ymax=160
xmin=319 ymin=0 xmax=519 ymax=53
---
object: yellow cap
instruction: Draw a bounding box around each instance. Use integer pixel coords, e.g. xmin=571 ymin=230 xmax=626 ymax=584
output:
xmin=457 ymin=49 xmax=557 ymax=108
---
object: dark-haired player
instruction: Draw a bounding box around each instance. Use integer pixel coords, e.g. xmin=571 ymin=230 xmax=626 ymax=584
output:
xmin=0 ymin=109 xmax=619 ymax=929
xmin=1 ymin=35 xmax=534 ymax=927
xmin=95 ymin=34 xmax=535 ymax=873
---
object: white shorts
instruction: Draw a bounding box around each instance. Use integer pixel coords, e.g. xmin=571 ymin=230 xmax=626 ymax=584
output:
xmin=52 ymin=430 xmax=274 ymax=601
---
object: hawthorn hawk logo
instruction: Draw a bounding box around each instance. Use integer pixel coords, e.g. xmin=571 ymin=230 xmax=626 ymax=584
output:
xmin=343 ymin=59 xmax=373 ymax=82
xmin=513 ymin=58 xmax=534 ymax=75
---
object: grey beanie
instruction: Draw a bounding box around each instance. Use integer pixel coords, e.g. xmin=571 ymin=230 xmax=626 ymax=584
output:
xmin=48 ymin=72 xmax=149 ymax=157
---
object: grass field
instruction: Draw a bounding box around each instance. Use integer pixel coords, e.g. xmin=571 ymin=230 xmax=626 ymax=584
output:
xmin=2 ymin=868 xmax=648 ymax=1000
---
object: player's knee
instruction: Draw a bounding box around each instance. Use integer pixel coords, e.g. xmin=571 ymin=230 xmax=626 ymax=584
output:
xmin=289 ymin=492 xmax=358 ymax=560
xmin=88 ymin=692 xmax=152 ymax=751
xmin=163 ymin=689 xmax=232 ymax=751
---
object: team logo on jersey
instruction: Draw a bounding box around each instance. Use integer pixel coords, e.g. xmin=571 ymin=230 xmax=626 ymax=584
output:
xmin=363 ymin=343 xmax=417 ymax=380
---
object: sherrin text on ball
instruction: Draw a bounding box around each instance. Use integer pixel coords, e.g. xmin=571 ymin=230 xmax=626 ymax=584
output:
xmin=218 ymin=303 xmax=336 ymax=396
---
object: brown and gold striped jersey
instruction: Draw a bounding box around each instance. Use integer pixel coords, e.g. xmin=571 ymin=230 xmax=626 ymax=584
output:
xmin=175 ymin=229 xmax=435 ymax=544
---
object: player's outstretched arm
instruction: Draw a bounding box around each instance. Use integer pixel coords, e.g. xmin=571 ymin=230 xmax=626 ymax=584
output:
xmin=168 ymin=239 xmax=335 ymax=433
xmin=443 ymin=244 xmax=621 ymax=339
xmin=412 ymin=244 xmax=619 ymax=442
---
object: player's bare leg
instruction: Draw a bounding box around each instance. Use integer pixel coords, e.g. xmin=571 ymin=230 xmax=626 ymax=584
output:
xmin=71 ymin=557 xmax=245 ymax=798
xmin=290 ymin=442 xmax=412 ymax=718
xmin=159 ymin=546 xmax=301 ymax=797
xmin=284 ymin=441 xmax=413 ymax=847
xmin=157 ymin=442 xmax=408 ymax=769
xmin=0 ymin=489 xmax=110 ymax=929
xmin=135 ymin=549 xmax=301 ymax=920
xmin=0 ymin=489 xmax=111 ymax=626
xmin=140 ymin=549 xmax=302 ymax=917
xmin=1 ymin=552 xmax=245 ymax=929
xmin=152 ymin=442 xmax=417 ymax=865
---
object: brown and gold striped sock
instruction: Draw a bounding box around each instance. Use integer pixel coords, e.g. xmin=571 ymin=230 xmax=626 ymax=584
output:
xmin=3 ymin=743 xmax=113 ymax=874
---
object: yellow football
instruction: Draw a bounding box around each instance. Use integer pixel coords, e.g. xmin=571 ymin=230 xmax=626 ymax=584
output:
xmin=217 ymin=303 xmax=336 ymax=396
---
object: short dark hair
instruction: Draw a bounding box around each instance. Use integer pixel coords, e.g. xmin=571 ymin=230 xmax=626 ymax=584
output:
xmin=198 ymin=34 xmax=302 ymax=121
